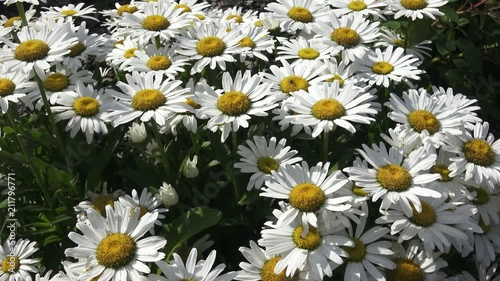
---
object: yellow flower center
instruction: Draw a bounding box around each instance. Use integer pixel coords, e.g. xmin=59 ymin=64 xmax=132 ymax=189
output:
xmin=331 ymin=27 xmax=360 ymax=48
xmin=196 ymin=36 xmax=226 ymax=57
xmin=372 ymin=62 xmax=394 ymax=75
xmin=280 ymin=75 xmax=309 ymax=94
xmin=73 ymin=96 xmax=100 ymax=117
xmin=15 ymin=39 xmax=50 ymax=62
xmin=60 ymin=9 xmax=78 ymax=16
xmin=257 ymin=157 xmax=279 ymax=174
xmin=226 ymin=14 xmax=243 ymax=23
xmin=289 ymin=183 xmax=326 ymax=212
xmin=287 ymin=6 xmax=314 ymax=23
xmin=124 ymin=48 xmax=138 ymax=59
xmin=377 ymin=164 xmax=412 ymax=192
xmin=387 ymin=257 xmax=425 ymax=281
xmin=185 ymin=98 xmax=200 ymax=109
xmin=195 ymin=14 xmax=205 ymax=20
xmin=0 ymin=78 xmax=16 ymax=97
xmin=352 ymin=184 xmax=368 ymax=196
xmin=343 ymin=237 xmax=366 ymax=262
xmin=1 ymin=256 xmax=20 ymax=273
xmin=142 ymin=15 xmax=170 ymax=31
xmin=400 ymin=0 xmax=428 ymax=10
xmin=261 ymin=256 xmax=299 ymax=281
xmin=311 ymin=98 xmax=345 ymax=120
xmin=96 ymin=233 xmax=136 ymax=269
xmin=469 ymin=187 xmax=490 ymax=205
xmin=325 ymin=74 xmax=345 ymax=87
xmin=410 ymin=202 xmax=436 ymax=227
xmin=130 ymin=206 xmax=150 ymax=218
xmin=238 ymin=37 xmax=256 ymax=48
xmin=175 ymin=4 xmax=192 ymax=13
xmin=131 ymin=89 xmax=166 ymax=111
xmin=114 ymin=39 xmax=125 ymax=47
xmin=348 ymin=1 xmax=367 ymax=11
xmin=430 ymin=165 xmax=452 ymax=182
xmin=117 ymin=4 xmax=138 ymax=16
xmin=463 ymin=139 xmax=496 ymax=166
xmin=3 ymin=16 xmax=21 ymax=27
xmin=216 ymin=91 xmax=251 ymax=116
xmin=146 ymin=55 xmax=172 ymax=70
xmin=407 ymin=110 xmax=440 ymax=134
xmin=255 ymin=20 xmax=263 ymax=27
xmin=292 ymin=226 xmax=322 ymax=250
xmin=298 ymin=48 xmax=319 ymax=60
xmin=44 ymin=73 xmax=70 ymax=92
xmin=394 ymin=39 xmax=406 ymax=47
xmin=91 ymin=195 xmax=115 ymax=217
xmin=69 ymin=42 xmax=86 ymax=57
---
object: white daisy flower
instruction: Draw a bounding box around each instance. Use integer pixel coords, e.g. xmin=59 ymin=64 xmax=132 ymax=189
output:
xmin=221 ymin=6 xmax=259 ymax=25
xmin=343 ymin=142 xmax=442 ymax=217
xmin=160 ymin=78 xmax=200 ymax=136
xmin=65 ymin=205 xmax=167 ymax=281
xmin=119 ymin=0 xmax=190 ymax=45
xmin=41 ymin=3 xmax=98 ymax=21
xmin=284 ymin=80 xmax=379 ymax=137
xmin=0 ymin=21 xmax=77 ymax=75
xmin=173 ymin=0 xmax=211 ymax=18
xmin=149 ymin=248 xmax=237 ymax=281
xmin=0 ymin=239 xmax=40 ymax=281
xmin=61 ymin=21 xmax=106 ymax=71
xmin=176 ymin=22 xmax=247 ymax=74
xmin=455 ymin=262 xmax=500 ymax=281
xmin=261 ymin=161 xmax=352 ymax=231
xmin=329 ymin=0 xmax=387 ymax=18
xmin=385 ymin=242 xmax=448 ymax=281
xmin=444 ymin=122 xmax=500 ymax=188
xmin=0 ymin=66 xmax=36 ymax=114
xmin=432 ymin=86 xmax=482 ymax=130
xmin=51 ymin=81 xmax=113 ymax=144
xmin=127 ymin=122 xmax=148 ymax=143
xmin=258 ymin=208 xmax=353 ymax=280
xmin=353 ymin=45 xmax=423 ymax=88
xmin=385 ymin=88 xmax=464 ymax=147
xmin=194 ymin=70 xmax=277 ymax=142
xmin=236 ymin=240 xmax=309 ymax=281
xmin=106 ymin=37 xmax=145 ymax=70
xmin=469 ymin=219 xmax=500 ymax=267
xmin=125 ymin=44 xmax=189 ymax=79
xmin=319 ymin=58 xmax=355 ymax=88
xmin=389 ymin=0 xmax=448 ymax=20
xmin=265 ymin=0 xmax=329 ymax=33
xmin=28 ymin=65 xmax=94 ymax=110
xmin=237 ymin=25 xmax=276 ymax=62
xmin=467 ymin=184 xmax=500 ymax=226
xmin=74 ymin=184 xmax=125 ymax=219
xmin=312 ymin=12 xmax=380 ymax=63
xmin=376 ymin=196 xmax=475 ymax=254
xmin=341 ymin=219 xmax=396 ymax=281
xmin=375 ymin=27 xmax=432 ymax=60
xmin=0 ymin=7 xmax=36 ymax=31
xmin=380 ymin=124 xmax=423 ymax=157
xmin=107 ymin=71 xmax=190 ymax=127
xmin=118 ymin=188 xmax=169 ymax=234
xmin=100 ymin=3 xmax=140 ymax=31
xmin=1 ymin=0 xmax=45 ymax=6
xmin=263 ymin=59 xmax=329 ymax=96
xmin=276 ymin=37 xmax=337 ymax=67
xmin=234 ymin=135 xmax=302 ymax=190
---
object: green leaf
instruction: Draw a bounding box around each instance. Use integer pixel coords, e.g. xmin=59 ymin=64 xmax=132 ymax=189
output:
xmin=440 ymin=5 xmax=459 ymax=23
xmin=407 ymin=18 xmax=432 ymax=46
xmin=457 ymin=39 xmax=482 ymax=73
xmin=43 ymin=235 xmax=62 ymax=245
xmin=2 ymin=127 xmax=15 ymax=135
xmin=163 ymin=207 xmax=222 ymax=260
xmin=382 ymin=21 xmax=401 ymax=30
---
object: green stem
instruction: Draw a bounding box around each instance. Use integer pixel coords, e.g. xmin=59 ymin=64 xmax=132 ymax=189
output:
xmin=15 ymin=2 xmax=28 ymax=26
xmin=231 ymin=130 xmax=237 ymax=162
xmin=6 ymin=107 xmax=53 ymax=208
xmin=404 ymin=18 xmax=411 ymax=52
xmin=323 ymin=130 xmax=329 ymax=163
xmin=151 ymin=122 xmax=170 ymax=175
xmin=190 ymin=132 xmax=199 ymax=155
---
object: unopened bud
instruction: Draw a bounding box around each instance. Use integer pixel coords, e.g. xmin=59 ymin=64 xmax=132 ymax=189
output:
xmin=128 ymin=122 xmax=147 ymax=143
xmin=183 ymin=155 xmax=199 ymax=178
xmin=157 ymin=182 xmax=178 ymax=207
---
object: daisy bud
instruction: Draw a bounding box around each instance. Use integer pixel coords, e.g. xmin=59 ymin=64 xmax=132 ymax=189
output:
xmin=183 ymin=155 xmax=199 ymax=178
xmin=128 ymin=122 xmax=147 ymax=143
xmin=157 ymin=183 xmax=178 ymax=207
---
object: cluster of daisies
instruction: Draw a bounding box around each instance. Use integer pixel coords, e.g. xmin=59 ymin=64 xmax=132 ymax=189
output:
xmin=1 ymin=0 xmax=499 ymax=280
